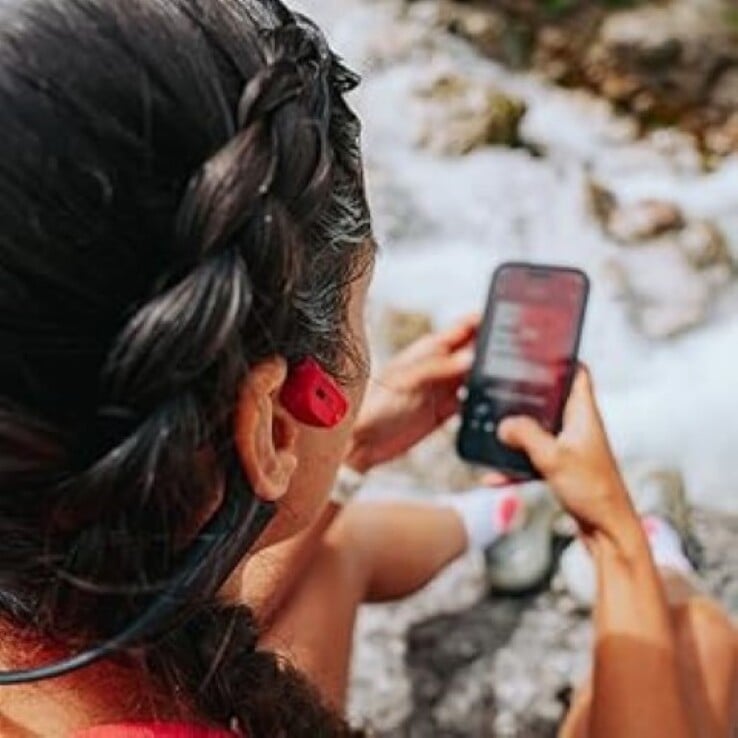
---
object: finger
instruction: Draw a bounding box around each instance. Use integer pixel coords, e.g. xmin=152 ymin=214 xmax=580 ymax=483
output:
xmin=439 ymin=313 xmax=481 ymax=351
xmin=415 ymin=348 xmax=474 ymax=384
xmin=497 ymin=416 xmax=559 ymax=473
xmin=562 ymin=364 xmax=600 ymax=435
xmin=480 ymin=471 xmax=516 ymax=488
xmin=393 ymin=314 xmax=480 ymax=368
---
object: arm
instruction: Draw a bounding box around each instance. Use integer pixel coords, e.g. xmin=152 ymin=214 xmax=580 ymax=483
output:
xmin=499 ymin=369 xmax=693 ymax=738
xmin=588 ymin=500 xmax=691 ymax=738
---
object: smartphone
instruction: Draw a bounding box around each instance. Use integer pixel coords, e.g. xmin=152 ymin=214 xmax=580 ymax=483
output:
xmin=457 ymin=262 xmax=589 ymax=479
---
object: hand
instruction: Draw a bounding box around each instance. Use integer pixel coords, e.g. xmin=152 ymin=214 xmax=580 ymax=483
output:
xmin=346 ymin=316 xmax=478 ymax=472
xmin=498 ymin=367 xmax=639 ymax=543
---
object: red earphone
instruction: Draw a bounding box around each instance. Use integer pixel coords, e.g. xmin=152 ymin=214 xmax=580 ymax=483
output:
xmin=280 ymin=357 xmax=349 ymax=428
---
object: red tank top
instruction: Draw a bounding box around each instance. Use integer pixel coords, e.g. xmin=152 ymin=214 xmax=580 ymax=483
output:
xmin=74 ymin=724 xmax=239 ymax=738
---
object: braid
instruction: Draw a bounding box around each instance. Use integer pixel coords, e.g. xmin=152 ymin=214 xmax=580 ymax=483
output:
xmin=0 ymin=0 xmax=372 ymax=733
xmin=56 ymin=15 xmax=334 ymax=555
xmin=9 ymin=4 xmax=369 ymax=734
xmin=149 ymin=605 xmax=365 ymax=737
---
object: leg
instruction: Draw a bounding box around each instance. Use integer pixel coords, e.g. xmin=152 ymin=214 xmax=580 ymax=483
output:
xmin=560 ymin=570 xmax=738 ymax=738
xmin=257 ymin=501 xmax=468 ymax=708
xmin=672 ymin=594 xmax=738 ymax=738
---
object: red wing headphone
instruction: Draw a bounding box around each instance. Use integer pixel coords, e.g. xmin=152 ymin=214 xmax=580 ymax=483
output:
xmin=279 ymin=357 xmax=349 ymax=428
xmin=0 ymin=358 xmax=348 ymax=685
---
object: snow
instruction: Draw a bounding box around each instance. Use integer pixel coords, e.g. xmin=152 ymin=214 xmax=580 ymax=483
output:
xmin=294 ymin=0 xmax=738 ymax=511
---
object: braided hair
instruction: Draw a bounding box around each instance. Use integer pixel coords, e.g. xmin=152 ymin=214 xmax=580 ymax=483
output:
xmin=0 ymin=0 xmax=371 ymax=733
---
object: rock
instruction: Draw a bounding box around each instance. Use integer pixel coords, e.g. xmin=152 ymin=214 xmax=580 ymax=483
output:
xmin=709 ymin=66 xmax=738 ymax=112
xmin=586 ymin=180 xmax=684 ymax=243
xmin=356 ymin=507 xmax=738 ymax=737
xmin=676 ymin=220 xmax=732 ymax=270
xmin=645 ymin=128 xmax=704 ymax=174
xmin=585 ymin=183 xmax=734 ymax=277
xmin=705 ymin=113 xmax=738 ymax=157
xmin=379 ymin=308 xmax=434 ymax=355
xmin=638 ymin=299 xmax=710 ymax=340
xmin=414 ymin=0 xmax=537 ymax=70
xmin=585 ymin=179 xmax=617 ymax=228
xmin=586 ymin=0 xmax=738 ymax=135
xmin=414 ymin=72 xmax=527 ymax=155
xmin=605 ymin=243 xmax=715 ymax=340
xmin=434 ymin=0 xmax=508 ymax=61
xmin=348 ymin=550 xmax=486 ymax=732
xmin=607 ymin=199 xmax=684 ymax=244
xmin=402 ymin=0 xmax=737 ymax=157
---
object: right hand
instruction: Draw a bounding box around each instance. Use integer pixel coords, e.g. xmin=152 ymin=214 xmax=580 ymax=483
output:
xmin=498 ymin=367 xmax=639 ymax=542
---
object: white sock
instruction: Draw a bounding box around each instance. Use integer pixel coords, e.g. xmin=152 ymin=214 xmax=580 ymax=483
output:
xmin=641 ymin=515 xmax=694 ymax=575
xmin=442 ymin=487 xmax=526 ymax=551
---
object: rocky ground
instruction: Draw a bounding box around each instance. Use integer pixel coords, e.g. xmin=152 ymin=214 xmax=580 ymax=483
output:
xmin=404 ymin=0 xmax=738 ymax=159
xmin=345 ymin=454 xmax=738 ymax=737
xmin=291 ymin=0 xmax=738 ymax=734
xmin=370 ymin=509 xmax=738 ymax=738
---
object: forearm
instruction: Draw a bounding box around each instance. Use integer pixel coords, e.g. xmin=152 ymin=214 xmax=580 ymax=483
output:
xmin=588 ymin=499 xmax=693 ymax=738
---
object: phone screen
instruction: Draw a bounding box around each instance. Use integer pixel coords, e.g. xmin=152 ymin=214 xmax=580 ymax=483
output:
xmin=478 ymin=266 xmax=587 ymax=432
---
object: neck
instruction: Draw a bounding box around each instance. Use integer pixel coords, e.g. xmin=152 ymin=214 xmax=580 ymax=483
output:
xmin=0 ymin=623 xmax=185 ymax=735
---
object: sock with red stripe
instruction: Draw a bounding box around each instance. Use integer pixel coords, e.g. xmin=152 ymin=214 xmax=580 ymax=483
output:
xmin=442 ymin=487 xmax=526 ymax=551
xmin=641 ymin=515 xmax=694 ymax=574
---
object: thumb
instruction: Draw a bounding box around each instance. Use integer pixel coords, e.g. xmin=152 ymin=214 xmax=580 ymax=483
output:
xmin=497 ymin=416 xmax=559 ymax=473
xmin=562 ymin=365 xmax=601 ymax=437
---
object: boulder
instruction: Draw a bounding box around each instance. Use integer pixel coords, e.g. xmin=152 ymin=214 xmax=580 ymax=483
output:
xmin=433 ymin=0 xmax=508 ymax=61
xmin=607 ymin=199 xmax=684 ymax=243
xmin=710 ymin=65 xmax=738 ymax=112
xmin=677 ymin=220 xmax=733 ymax=270
xmin=414 ymin=71 xmax=527 ymax=155
xmin=586 ymin=0 xmax=738 ymax=127
xmin=705 ymin=112 xmax=738 ymax=158
xmin=588 ymin=179 xmax=735 ymax=339
xmin=605 ymin=246 xmax=716 ymax=340
xmin=586 ymin=180 xmax=684 ymax=243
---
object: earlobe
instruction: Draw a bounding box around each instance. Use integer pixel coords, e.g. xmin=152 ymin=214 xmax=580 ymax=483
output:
xmin=234 ymin=358 xmax=299 ymax=503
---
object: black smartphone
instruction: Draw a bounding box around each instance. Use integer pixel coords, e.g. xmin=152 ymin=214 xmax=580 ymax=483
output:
xmin=457 ymin=262 xmax=590 ymax=479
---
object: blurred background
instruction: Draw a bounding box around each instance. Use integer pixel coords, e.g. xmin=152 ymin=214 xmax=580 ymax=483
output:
xmin=293 ymin=1 xmax=738 ymax=735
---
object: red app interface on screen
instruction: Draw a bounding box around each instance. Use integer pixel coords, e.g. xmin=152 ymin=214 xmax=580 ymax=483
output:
xmin=481 ymin=269 xmax=585 ymax=431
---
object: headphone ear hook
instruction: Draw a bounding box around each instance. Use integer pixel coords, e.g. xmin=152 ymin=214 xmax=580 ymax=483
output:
xmin=279 ymin=357 xmax=348 ymax=428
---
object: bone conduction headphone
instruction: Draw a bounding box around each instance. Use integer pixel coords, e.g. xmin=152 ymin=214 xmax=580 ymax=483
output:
xmin=0 ymin=358 xmax=349 ymax=685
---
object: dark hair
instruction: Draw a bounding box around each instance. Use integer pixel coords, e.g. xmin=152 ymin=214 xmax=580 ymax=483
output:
xmin=0 ymin=0 xmax=371 ymax=733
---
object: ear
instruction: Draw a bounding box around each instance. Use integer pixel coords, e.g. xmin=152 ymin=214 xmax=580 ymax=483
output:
xmin=234 ymin=357 xmax=299 ymax=503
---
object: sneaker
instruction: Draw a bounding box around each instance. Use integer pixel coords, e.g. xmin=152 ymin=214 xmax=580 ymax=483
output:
xmin=485 ymin=481 xmax=559 ymax=594
xmin=559 ymin=463 xmax=701 ymax=608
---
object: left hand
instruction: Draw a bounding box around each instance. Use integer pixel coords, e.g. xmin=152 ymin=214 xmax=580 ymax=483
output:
xmin=345 ymin=315 xmax=478 ymax=472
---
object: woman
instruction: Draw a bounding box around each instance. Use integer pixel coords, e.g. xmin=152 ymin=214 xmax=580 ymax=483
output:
xmin=0 ymin=0 xmax=734 ymax=736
